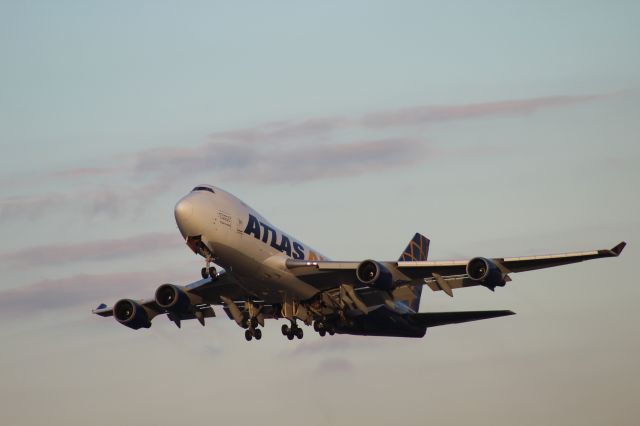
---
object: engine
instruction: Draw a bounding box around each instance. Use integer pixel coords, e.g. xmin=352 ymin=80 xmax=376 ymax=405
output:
xmin=155 ymin=284 xmax=191 ymax=315
xmin=466 ymin=257 xmax=504 ymax=289
xmin=113 ymin=299 xmax=152 ymax=330
xmin=356 ymin=260 xmax=394 ymax=291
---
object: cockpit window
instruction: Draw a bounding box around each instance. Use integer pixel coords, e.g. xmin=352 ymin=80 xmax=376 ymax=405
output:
xmin=192 ymin=186 xmax=215 ymax=194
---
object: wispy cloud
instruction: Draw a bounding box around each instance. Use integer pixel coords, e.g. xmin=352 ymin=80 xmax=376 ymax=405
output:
xmin=134 ymin=137 xmax=427 ymax=184
xmin=291 ymin=334 xmax=383 ymax=356
xmin=209 ymin=116 xmax=351 ymax=143
xmin=0 ymin=232 xmax=181 ymax=268
xmin=129 ymin=93 xmax=604 ymax=185
xmin=0 ymin=92 xmax=609 ymax=224
xmin=361 ymin=94 xmax=606 ymax=127
xmin=315 ymin=357 xmax=356 ymax=374
xmin=0 ymin=180 xmax=175 ymax=222
xmin=51 ymin=167 xmax=116 ymax=179
xmin=0 ymin=269 xmax=193 ymax=319
xmin=0 ymin=193 xmax=69 ymax=221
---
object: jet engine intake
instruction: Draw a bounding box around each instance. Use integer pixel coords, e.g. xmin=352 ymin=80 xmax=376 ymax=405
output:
xmin=466 ymin=257 xmax=504 ymax=289
xmin=113 ymin=299 xmax=152 ymax=330
xmin=155 ymin=284 xmax=191 ymax=315
xmin=356 ymin=260 xmax=394 ymax=290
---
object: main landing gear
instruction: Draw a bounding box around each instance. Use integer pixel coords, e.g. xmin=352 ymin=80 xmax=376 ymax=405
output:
xmin=244 ymin=327 xmax=262 ymax=341
xmin=243 ymin=315 xmax=263 ymax=342
xmin=281 ymin=321 xmax=303 ymax=340
xmin=313 ymin=320 xmax=335 ymax=337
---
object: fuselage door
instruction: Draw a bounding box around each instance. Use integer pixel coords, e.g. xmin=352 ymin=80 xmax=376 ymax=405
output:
xmin=236 ymin=215 xmax=245 ymax=235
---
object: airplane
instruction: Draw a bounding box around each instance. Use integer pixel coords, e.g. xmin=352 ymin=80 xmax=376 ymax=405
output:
xmin=93 ymin=184 xmax=626 ymax=341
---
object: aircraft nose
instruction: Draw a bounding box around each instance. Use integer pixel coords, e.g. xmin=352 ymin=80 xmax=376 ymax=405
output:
xmin=174 ymin=196 xmax=194 ymax=237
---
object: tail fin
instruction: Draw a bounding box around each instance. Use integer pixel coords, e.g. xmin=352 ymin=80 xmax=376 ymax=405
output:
xmin=398 ymin=233 xmax=430 ymax=312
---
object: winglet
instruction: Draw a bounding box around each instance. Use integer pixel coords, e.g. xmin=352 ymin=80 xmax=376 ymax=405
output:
xmin=92 ymin=303 xmax=113 ymax=317
xmin=611 ymin=241 xmax=626 ymax=256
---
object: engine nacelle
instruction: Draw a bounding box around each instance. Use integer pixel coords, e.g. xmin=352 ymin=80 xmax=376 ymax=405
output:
xmin=113 ymin=299 xmax=152 ymax=330
xmin=155 ymin=284 xmax=191 ymax=315
xmin=466 ymin=257 xmax=504 ymax=289
xmin=356 ymin=260 xmax=394 ymax=291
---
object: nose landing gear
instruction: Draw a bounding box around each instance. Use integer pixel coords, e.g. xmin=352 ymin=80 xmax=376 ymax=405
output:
xmin=200 ymin=256 xmax=218 ymax=280
xmin=200 ymin=266 xmax=218 ymax=280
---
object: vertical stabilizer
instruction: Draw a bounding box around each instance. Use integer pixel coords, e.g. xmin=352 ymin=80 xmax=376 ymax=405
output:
xmin=398 ymin=233 xmax=430 ymax=312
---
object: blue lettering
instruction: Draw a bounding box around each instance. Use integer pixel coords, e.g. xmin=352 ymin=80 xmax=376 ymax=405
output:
xmin=245 ymin=214 xmax=306 ymax=259
xmin=244 ymin=214 xmax=261 ymax=239
xmin=260 ymin=222 xmax=276 ymax=245
xmin=292 ymin=242 xmax=305 ymax=259
xmin=279 ymin=235 xmax=292 ymax=256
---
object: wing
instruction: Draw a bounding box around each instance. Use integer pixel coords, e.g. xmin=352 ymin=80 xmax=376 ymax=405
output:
xmin=286 ymin=241 xmax=626 ymax=296
xmin=92 ymin=270 xmax=254 ymax=328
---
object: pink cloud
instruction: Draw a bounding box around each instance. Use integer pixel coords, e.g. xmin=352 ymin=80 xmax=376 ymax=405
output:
xmin=0 ymin=269 xmax=193 ymax=318
xmin=51 ymin=167 xmax=115 ymax=179
xmin=133 ymin=136 xmax=427 ymax=184
xmin=315 ymin=357 xmax=356 ymax=374
xmin=0 ymin=92 xmax=612 ymax=224
xmin=291 ymin=334 xmax=384 ymax=356
xmin=209 ymin=116 xmax=351 ymax=144
xmin=0 ymin=193 xmax=69 ymax=221
xmin=0 ymin=232 xmax=182 ymax=268
xmin=361 ymin=94 xmax=606 ymax=127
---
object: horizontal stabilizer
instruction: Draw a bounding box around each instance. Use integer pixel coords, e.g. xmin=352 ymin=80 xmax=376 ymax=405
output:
xmin=408 ymin=310 xmax=515 ymax=328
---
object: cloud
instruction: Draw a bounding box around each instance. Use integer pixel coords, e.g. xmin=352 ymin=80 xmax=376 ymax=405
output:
xmin=0 ymin=193 xmax=69 ymax=221
xmin=0 ymin=92 xmax=610 ymax=224
xmin=361 ymin=94 xmax=606 ymax=127
xmin=0 ymin=232 xmax=182 ymax=268
xmin=37 ymin=92 xmax=607 ymax=187
xmin=291 ymin=334 xmax=383 ymax=356
xmin=133 ymin=137 xmax=427 ymax=185
xmin=0 ymin=180 xmax=177 ymax=223
xmin=51 ymin=167 xmax=115 ymax=179
xmin=315 ymin=357 xmax=356 ymax=374
xmin=0 ymin=269 xmax=193 ymax=319
xmin=209 ymin=116 xmax=351 ymax=143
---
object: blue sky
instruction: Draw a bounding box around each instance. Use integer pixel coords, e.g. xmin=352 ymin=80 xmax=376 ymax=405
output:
xmin=1 ymin=1 xmax=639 ymax=425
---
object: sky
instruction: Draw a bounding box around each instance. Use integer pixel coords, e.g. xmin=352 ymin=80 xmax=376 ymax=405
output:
xmin=1 ymin=1 xmax=639 ymax=425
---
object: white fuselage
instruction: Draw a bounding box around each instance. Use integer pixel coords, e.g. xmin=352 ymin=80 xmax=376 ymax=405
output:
xmin=174 ymin=185 xmax=326 ymax=302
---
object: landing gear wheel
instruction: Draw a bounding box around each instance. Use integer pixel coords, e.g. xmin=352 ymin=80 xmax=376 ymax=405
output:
xmin=201 ymin=267 xmax=209 ymax=279
xmin=208 ymin=266 xmax=217 ymax=279
xmin=328 ymin=328 xmax=335 ymax=336
xmin=254 ymin=328 xmax=262 ymax=340
xmin=295 ymin=327 xmax=303 ymax=339
xmin=319 ymin=329 xmax=326 ymax=337
xmin=281 ymin=324 xmax=290 ymax=335
xmin=313 ymin=321 xmax=320 ymax=332
xmin=244 ymin=329 xmax=253 ymax=341
xmin=287 ymin=332 xmax=294 ymax=340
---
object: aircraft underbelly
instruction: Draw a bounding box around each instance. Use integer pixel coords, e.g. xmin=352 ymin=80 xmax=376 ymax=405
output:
xmin=212 ymin=240 xmax=318 ymax=302
xmin=232 ymin=273 xmax=318 ymax=303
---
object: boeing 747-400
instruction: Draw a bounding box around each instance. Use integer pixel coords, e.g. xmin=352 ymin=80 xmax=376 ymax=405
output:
xmin=93 ymin=185 xmax=625 ymax=341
